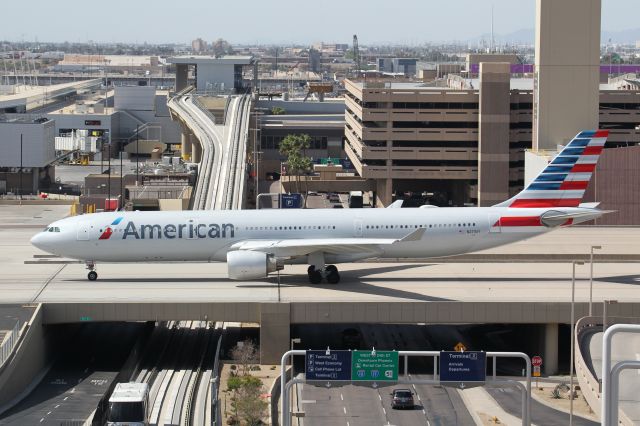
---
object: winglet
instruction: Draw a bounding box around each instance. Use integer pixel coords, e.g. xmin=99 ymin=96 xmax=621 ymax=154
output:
xmin=387 ymin=200 xmax=403 ymax=208
xmin=398 ymin=228 xmax=426 ymax=242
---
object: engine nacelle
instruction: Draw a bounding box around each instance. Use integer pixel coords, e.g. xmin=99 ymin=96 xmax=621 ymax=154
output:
xmin=227 ymin=250 xmax=278 ymax=280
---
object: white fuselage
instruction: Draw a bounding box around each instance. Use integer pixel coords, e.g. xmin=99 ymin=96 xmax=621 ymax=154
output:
xmin=30 ymin=206 xmax=588 ymax=264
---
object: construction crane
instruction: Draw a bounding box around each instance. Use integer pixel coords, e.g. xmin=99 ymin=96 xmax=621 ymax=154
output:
xmin=352 ymin=34 xmax=361 ymax=78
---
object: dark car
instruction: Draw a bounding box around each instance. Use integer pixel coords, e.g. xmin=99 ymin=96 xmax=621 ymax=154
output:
xmin=391 ymin=389 xmax=415 ymax=409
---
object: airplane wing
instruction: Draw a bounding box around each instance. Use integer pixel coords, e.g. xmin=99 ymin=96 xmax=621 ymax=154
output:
xmin=229 ymin=228 xmax=425 ymax=258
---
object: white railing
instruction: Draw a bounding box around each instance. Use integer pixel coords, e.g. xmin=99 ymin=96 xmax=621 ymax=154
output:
xmin=0 ymin=322 xmax=20 ymax=368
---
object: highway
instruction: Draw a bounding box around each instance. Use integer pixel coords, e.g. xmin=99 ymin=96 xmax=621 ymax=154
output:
xmin=294 ymin=323 xmax=475 ymax=426
xmin=0 ymin=323 xmax=144 ymax=425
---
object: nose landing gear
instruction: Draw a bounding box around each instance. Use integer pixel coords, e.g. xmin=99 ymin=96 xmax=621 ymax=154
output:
xmin=86 ymin=261 xmax=98 ymax=281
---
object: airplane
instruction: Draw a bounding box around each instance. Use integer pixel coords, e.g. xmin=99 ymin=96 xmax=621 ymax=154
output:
xmin=31 ymin=130 xmax=611 ymax=284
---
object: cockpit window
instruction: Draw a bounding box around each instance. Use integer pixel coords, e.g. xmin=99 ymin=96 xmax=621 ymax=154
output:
xmin=46 ymin=227 xmax=60 ymax=233
xmin=43 ymin=227 xmax=50 ymax=232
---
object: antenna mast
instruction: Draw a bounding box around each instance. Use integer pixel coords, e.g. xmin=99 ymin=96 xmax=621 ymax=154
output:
xmin=490 ymin=5 xmax=495 ymax=53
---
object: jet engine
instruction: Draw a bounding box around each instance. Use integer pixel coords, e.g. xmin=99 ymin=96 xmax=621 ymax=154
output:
xmin=227 ymin=250 xmax=278 ymax=280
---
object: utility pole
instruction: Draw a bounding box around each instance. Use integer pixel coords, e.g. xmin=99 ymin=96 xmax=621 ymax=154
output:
xmin=136 ymin=124 xmax=139 ymax=184
xmin=19 ymin=135 xmax=23 ymax=202
xmin=107 ymin=137 xmax=111 ymax=211
xmin=120 ymin=151 xmax=123 ymax=210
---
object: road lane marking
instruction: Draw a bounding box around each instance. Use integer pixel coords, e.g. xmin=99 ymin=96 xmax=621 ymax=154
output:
xmin=343 ymin=407 xmax=347 ymax=414
xmin=63 ymin=397 xmax=68 ymax=401
xmin=340 ymin=393 xmax=344 ymax=401
xmin=54 ymin=405 xmax=60 ymax=409
xmin=378 ymin=394 xmax=382 ymax=400
xmin=382 ymin=407 xmax=386 ymax=415
xmin=40 ymin=419 xmax=44 ymax=423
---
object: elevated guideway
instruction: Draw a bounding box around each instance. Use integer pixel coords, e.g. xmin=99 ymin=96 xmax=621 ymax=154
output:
xmin=576 ymin=316 xmax=640 ymax=425
xmin=168 ymin=89 xmax=250 ymax=211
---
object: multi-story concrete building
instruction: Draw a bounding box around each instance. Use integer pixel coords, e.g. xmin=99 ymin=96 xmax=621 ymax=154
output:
xmin=534 ymin=0 xmax=601 ymax=150
xmin=344 ymin=77 xmax=640 ymax=207
xmin=191 ymin=38 xmax=208 ymax=53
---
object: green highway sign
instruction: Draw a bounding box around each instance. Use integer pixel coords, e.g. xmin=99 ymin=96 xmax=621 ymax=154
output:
xmin=351 ymin=350 xmax=398 ymax=381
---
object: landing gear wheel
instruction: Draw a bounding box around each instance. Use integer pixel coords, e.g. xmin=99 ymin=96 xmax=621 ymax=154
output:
xmin=88 ymin=271 xmax=98 ymax=281
xmin=308 ymin=270 xmax=322 ymax=284
xmin=326 ymin=270 xmax=340 ymax=284
xmin=325 ymin=265 xmax=338 ymax=274
xmin=307 ymin=265 xmax=316 ymax=274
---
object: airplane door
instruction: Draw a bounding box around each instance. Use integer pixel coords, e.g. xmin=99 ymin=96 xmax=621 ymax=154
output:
xmin=77 ymin=220 xmax=89 ymax=241
xmin=488 ymin=213 xmax=501 ymax=233
xmin=354 ymin=219 xmax=363 ymax=237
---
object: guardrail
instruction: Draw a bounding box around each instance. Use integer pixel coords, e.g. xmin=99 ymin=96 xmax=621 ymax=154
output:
xmin=0 ymin=323 xmax=20 ymax=368
xmin=575 ymin=315 xmax=640 ymax=425
xmin=211 ymin=332 xmax=224 ymax=426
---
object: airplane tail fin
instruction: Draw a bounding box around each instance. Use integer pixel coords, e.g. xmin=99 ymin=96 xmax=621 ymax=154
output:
xmin=494 ymin=130 xmax=608 ymax=208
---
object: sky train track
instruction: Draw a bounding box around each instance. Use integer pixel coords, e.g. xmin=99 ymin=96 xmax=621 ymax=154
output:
xmin=134 ymin=321 xmax=222 ymax=426
xmin=168 ymin=91 xmax=250 ymax=211
xmin=146 ymin=91 xmax=249 ymax=425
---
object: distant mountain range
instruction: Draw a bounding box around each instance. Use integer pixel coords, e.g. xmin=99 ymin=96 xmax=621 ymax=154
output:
xmin=473 ymin=28 xmax=640 ymax=45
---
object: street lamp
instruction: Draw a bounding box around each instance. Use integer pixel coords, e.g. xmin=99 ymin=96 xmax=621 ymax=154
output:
xmin=290 ymin=338 xmax=302 ymax=418
xmin=589 ymin=245 xmax=602 ymax=316
xmin=570 ymin=260 xmax=585 ymax=426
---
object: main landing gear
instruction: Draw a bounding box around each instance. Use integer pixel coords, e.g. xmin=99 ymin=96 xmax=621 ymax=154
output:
xmin=86 ymin=261 xmax=98 ymax=281
xmin=307 ymin=265 xmax=340 ymax=284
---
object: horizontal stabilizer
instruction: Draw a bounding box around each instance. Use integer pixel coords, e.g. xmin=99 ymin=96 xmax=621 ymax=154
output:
xmin=387 ymin=200 xmax=403 ymax=208
xmin=540 ymin=209 xmax=612 ymax=227
xmin=579 ymin=202 xmax=600 ymax=209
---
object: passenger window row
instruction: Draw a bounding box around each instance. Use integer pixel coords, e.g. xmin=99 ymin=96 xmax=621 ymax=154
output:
xmin=365 ymin=223 xmax=477 ymax=229
xmin=244 ymin=225 xmax=337 ymax=231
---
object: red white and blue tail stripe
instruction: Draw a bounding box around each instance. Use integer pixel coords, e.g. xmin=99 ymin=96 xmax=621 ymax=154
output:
xmin=494 ymin=130 xmax=608 ymax=208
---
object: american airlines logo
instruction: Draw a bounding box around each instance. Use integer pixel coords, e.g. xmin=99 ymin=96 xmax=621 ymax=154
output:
xmin=99 ymin=217 xmax=123 ymax=240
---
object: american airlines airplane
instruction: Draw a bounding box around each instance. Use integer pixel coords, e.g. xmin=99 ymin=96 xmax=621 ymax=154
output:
xmin=31 ymin=130 xmax=610 ymax=284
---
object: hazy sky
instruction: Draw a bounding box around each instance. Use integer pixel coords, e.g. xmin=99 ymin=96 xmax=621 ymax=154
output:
xmin=1 ymin=0 xmax=637 ymax=45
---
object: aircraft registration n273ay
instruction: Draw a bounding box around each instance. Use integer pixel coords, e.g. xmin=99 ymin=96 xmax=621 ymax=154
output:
xmin=31 ymin=130 xmax=611 ymax=284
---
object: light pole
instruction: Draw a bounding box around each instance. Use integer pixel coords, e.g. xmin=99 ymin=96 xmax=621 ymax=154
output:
xmin=290 ymin=338 xmax=302 ymax=421
xmin=589 ymin=245 xmax=602 ymax=316
xmin=570 ymin=260 xmax=584 ymax=426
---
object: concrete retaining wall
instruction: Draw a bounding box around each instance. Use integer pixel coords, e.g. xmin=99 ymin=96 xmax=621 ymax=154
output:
xmin=0 ymin=304 xmax=47 ymax=410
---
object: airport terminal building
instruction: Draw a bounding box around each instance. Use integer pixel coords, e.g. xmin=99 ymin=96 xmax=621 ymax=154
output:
xmin=344 ymin=75 xmax=640 ymax=207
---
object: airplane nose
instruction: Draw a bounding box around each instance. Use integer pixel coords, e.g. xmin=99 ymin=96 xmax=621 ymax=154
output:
xmin=30 ymin=233 xmax=47 ymax=251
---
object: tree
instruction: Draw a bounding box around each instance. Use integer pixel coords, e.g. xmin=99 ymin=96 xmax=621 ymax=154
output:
xmin=279 ymin=134 xmax=313 ymax=195
xmin=229 ymin=339 xmax=259 ymax=376
xmin=229 ymin=375 xmax=268 ymax=426
xmin=212 ymin=38 xmax=234 ymax=56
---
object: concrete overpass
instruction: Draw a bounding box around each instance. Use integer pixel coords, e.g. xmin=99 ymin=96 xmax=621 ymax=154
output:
xmin=2 ymin=204 xmax=640 ymax=410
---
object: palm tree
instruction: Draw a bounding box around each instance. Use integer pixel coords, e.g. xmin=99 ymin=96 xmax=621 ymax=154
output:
xmin=279 ymin=134 xmax=312 ymax=196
